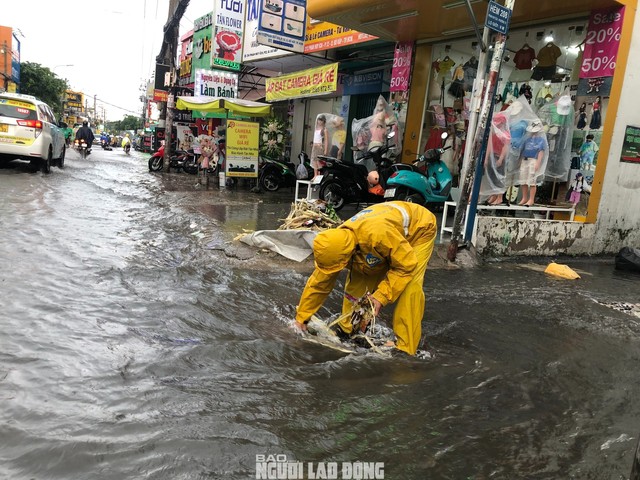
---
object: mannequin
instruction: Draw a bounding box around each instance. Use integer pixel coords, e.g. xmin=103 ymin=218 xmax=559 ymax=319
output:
xmin=518 ymin=120 xmax=549 ymax=206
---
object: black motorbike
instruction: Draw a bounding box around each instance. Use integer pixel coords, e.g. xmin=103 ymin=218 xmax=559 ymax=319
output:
xmin=317 ymin=142 xmax=407 ymax=210
xmin=259 ymin=153 xmax=313 ymax=192
xmin=101 ymin=139 xmax=112 ymax=151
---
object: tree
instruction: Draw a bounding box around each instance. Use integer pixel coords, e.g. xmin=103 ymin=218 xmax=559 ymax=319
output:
xmin=19 ymin=62 xmax=68 ymax=119
xmin=105 ymin=115 xmax=142 ymax=134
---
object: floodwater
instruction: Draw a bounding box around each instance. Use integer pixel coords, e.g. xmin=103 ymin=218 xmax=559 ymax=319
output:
xmin=1 ymin=147 xmax=640 ymax=480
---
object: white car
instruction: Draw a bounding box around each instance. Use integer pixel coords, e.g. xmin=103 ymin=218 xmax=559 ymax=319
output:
xmin=0 ymin=92 xmax=67 ymax=173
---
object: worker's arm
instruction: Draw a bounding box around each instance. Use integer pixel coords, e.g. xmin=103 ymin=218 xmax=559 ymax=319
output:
xmin=294 ymin=269 xmax=340 ymax=331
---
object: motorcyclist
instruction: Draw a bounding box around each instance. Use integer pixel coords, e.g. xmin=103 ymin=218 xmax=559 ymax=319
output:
xmin=75 ymin=121 xmax=95 ymax=152
xmin=63 ymin=126 xmax=74 ymax=146
xmin=121 ymin=133 xmax=132 ymax=153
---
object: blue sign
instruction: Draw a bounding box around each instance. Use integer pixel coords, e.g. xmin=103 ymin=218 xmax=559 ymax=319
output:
xmin=257 ymin=0 xmax=307 ymax=54
xmin=485 ymin=1 xmax=511 ymax=34
xmin=343 ymin=69 xmax=386 ymax=96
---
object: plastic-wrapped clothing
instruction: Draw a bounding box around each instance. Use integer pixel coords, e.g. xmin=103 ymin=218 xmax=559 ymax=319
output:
xmin=538 ymin=96 xmax=574 ymax=180
xmin=503 ymin=97 xmax=547 ymax=187
xmin=480 ymin=113 xmax=511 ymax=197
xmin=295 ymin=202 xmax=437 ymax=355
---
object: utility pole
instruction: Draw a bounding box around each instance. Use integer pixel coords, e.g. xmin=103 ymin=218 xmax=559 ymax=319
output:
xmin=157 ymin=0 xmax=190 ymax=172
xmin=447 ymin=0 xmax=515 ymax=261
xmin=93 ymin=94 xmax=97 ymax=127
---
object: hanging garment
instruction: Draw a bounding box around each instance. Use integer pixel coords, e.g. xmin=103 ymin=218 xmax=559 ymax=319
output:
xmin=463 ymin=57 xmax=478 ymax=91
xmin=513 ymin=45 xmax=536 ymax=70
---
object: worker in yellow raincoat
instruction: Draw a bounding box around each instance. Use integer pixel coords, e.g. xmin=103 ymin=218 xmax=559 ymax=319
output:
xmin=294 ymin=201 xmax=437 ymax=356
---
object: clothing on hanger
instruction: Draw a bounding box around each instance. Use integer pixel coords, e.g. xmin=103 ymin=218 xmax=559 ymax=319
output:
xmin=513 ymin=45 xmax=536 ymax=70
xmin=536 ymin=42 xmax=562 ymax=67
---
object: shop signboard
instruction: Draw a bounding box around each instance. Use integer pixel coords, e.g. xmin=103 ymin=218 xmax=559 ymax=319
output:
xmin=226 ymin=120 xmax=259 ymax=178
xmin=621 ymin=125 xmax=640 ymax=164
xmin=265 ymin=62 xmax=338 ymax=101
xmin=191 ymin=12 xmax=214 ymax=82
xmin=179 ymin=31 xmax=193 ymax=87
xmin=304 ymin=20 xmax=377 ymax=53
xmin=154 ymin=63 xmax=170 ymax=90
xmin=580 ymin=7 xmax=625 ymax=79
xmin=243 ymin=0 xmax=292 ymax=62
xmin=257 ymin=0 xmax=307 ymax=54
xmin=390 ymin=41 xmax=413 ymax=93
xmin=11 ymin=32 xmax=20 ymax=83
xmin=342 ymin=68 xmax=387 ymax=96
xmin=153 ymin=89 xmax=168 ymax=102
xmin=194 ymin=68 xmax=239 ymax=98
xmin=211 ymin=0 xmax=244 ymax=71
xmin=485 ymin=0 xmax=511 ymax=34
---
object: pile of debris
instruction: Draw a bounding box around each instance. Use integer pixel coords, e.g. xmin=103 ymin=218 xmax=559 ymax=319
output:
xmin=278 ymin=200 xmax=342 ymax=231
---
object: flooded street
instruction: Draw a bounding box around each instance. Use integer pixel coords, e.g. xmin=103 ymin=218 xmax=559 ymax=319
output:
xmin=1 ymin=147 xmax=640 ymax=479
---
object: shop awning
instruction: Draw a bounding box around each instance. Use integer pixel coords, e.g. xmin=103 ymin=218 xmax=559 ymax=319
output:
xmin=175 ymin=96 xmax=272 ymax=117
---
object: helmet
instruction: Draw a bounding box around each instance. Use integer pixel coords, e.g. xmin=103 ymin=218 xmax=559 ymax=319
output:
xmin=367 ymin=171 xmax=379 ymax=186
xmin=82 ymin=120 xmax=88 ymax=126
xmin=313 ymin=229 xmax=356 ymax=275
xmin=126 ymin=133 xmax=130 ymax=137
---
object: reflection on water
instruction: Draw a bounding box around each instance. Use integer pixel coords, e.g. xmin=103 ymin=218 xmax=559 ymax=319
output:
xmin=0 ymin=149 xmax=639 ymax=479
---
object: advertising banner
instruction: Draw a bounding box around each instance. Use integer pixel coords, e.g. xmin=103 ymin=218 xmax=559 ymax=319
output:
xmin=580 ymin=7 xmax=625 ymax=79
xmin=243 ymin=0 xmax=292 ymax=62
xmin=390 ymin=41 xmax=413 ymax=92
xmin=304 ymin=21 xmax=377 ymax=53
xmin=257 ymin=0 xmax=307 ymax=54
xmin=621 ymin=125 xmax=640 ymax=164
xmin=266 ymin=62 xmax=338 ymax=101
xmin=191 ymin=12 xmax=214 ymax=82
xmin=212 ymin=0 xmax=244 ymax=71
xmin=194 ymin=68 xmax=239 ymax=98
xmin=226 ymin=120 xmax=260 ymax=178
xmin=179 ymin=31 xmax=193 ymax=86
xmin=11 ymin=32 xmax=20 ymax=83
xmin=153 ymin=89 xmax=168 ymax=102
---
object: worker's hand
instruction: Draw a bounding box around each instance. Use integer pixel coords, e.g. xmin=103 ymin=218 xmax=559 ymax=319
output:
xmin=368 ymin=295 xmax=382 ymax=317
xmin=293 ymin=321 xmax=308 ymax=333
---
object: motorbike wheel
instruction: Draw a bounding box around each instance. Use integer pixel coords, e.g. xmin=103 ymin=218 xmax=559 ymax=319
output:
xmin=260 ymin=172 xmax=280 ymax=192
xmin=394 ymin=187 xmax=425 ymax=206
xmin=81 ymin=148 xmax=87 ymax=160
xmin=149 ymin=157 xmax=163 ymax=172
xmin=319 ymin=180 xmax=346 ymax=210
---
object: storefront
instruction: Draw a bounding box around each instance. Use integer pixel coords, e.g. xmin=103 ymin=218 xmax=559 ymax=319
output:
xmin=307 ymin=0 xmax=640 ymax=257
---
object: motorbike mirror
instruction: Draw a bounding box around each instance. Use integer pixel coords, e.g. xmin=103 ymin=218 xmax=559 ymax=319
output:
xmin=387 ymin=131 xmax=396 ymax=139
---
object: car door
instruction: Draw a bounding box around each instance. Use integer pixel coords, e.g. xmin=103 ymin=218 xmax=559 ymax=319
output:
xmin=45 ymin=105 xmax=63 ymax=158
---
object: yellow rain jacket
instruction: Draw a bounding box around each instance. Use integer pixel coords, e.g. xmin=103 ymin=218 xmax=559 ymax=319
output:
xmin=296 ymin=202 xmax=437 ymax=354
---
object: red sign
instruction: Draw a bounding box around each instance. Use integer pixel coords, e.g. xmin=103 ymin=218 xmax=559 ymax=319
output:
xmin=580 ymin=7 xmax=625 ymax=79
xmin=153 ymin=89 xmax=168 ymax=102
xmin=390 ymin=41 xmax=413 ymax=92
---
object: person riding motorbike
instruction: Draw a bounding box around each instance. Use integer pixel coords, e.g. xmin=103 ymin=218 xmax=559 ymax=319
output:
xmin=121 ymin=133 xmax=132 ymax=153
xmin=75 ymin=121 xmax=95 ymax=153
xmin=63 ymin=126 xmax=74 ymax=146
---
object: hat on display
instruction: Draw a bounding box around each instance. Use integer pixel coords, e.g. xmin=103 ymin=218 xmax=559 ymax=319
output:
xmin=526 ymin=120 xmax=543 ymax=133
xmin=557 ymin=95 xmax=573 ymax=115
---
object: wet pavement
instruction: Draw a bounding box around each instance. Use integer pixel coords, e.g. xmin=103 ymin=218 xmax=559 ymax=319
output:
xmin=1 ymin=146 xmax=640 ymax=479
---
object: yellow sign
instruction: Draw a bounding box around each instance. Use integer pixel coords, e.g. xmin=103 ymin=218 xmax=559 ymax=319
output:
xmin=304 ymin=21 xmax=377 ymax=53
xmin=226 ymin=120 xmax=259 ymax=178
xmin=266 ymin=63 xmax=338 ymax=102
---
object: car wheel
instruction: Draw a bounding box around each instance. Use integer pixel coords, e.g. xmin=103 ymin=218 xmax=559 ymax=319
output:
xmin=57 ymin=145 xmax=66 ymax=168
xmin=260 ymin=172 xmax=280 ymax=191
xmin=320 ymin=180 xmax=346 ymax=210
xmin=41 ymin=148 xmax=52 ymax=174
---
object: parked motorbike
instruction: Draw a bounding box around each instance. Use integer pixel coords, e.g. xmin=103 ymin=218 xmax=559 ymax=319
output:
xmin=384 ymin=140 xmax=453 ymax=208
xmin=74 ymin=138 xmax=89 ymax=159
xmin=101 ymin=139 xmax=112 ymax=151
xmin=258 ymin=153 xmax=313 ymax=191
xmin=148 ymin=147 xmax=196 ymax=172
xmin=317 ymin=134 xmax=405 ymax=210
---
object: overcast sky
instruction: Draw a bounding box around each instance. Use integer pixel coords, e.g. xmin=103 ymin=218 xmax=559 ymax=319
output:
xmin=4 ymin=0 xmax=212 ymax=121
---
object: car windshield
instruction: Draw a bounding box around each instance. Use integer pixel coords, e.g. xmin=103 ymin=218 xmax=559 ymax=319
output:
xmin=0 ymin=99 xmax=38 ymax=120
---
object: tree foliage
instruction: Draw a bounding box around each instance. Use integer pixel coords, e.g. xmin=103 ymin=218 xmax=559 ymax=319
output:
xmin=19 ymin=62 xmax=68 ymax=119
xmin=105 ymin=115 xmax=142 ymax=134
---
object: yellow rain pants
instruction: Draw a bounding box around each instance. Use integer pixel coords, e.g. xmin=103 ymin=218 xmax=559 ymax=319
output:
xmin=338 ymin=238 xmax=434 ymax=355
